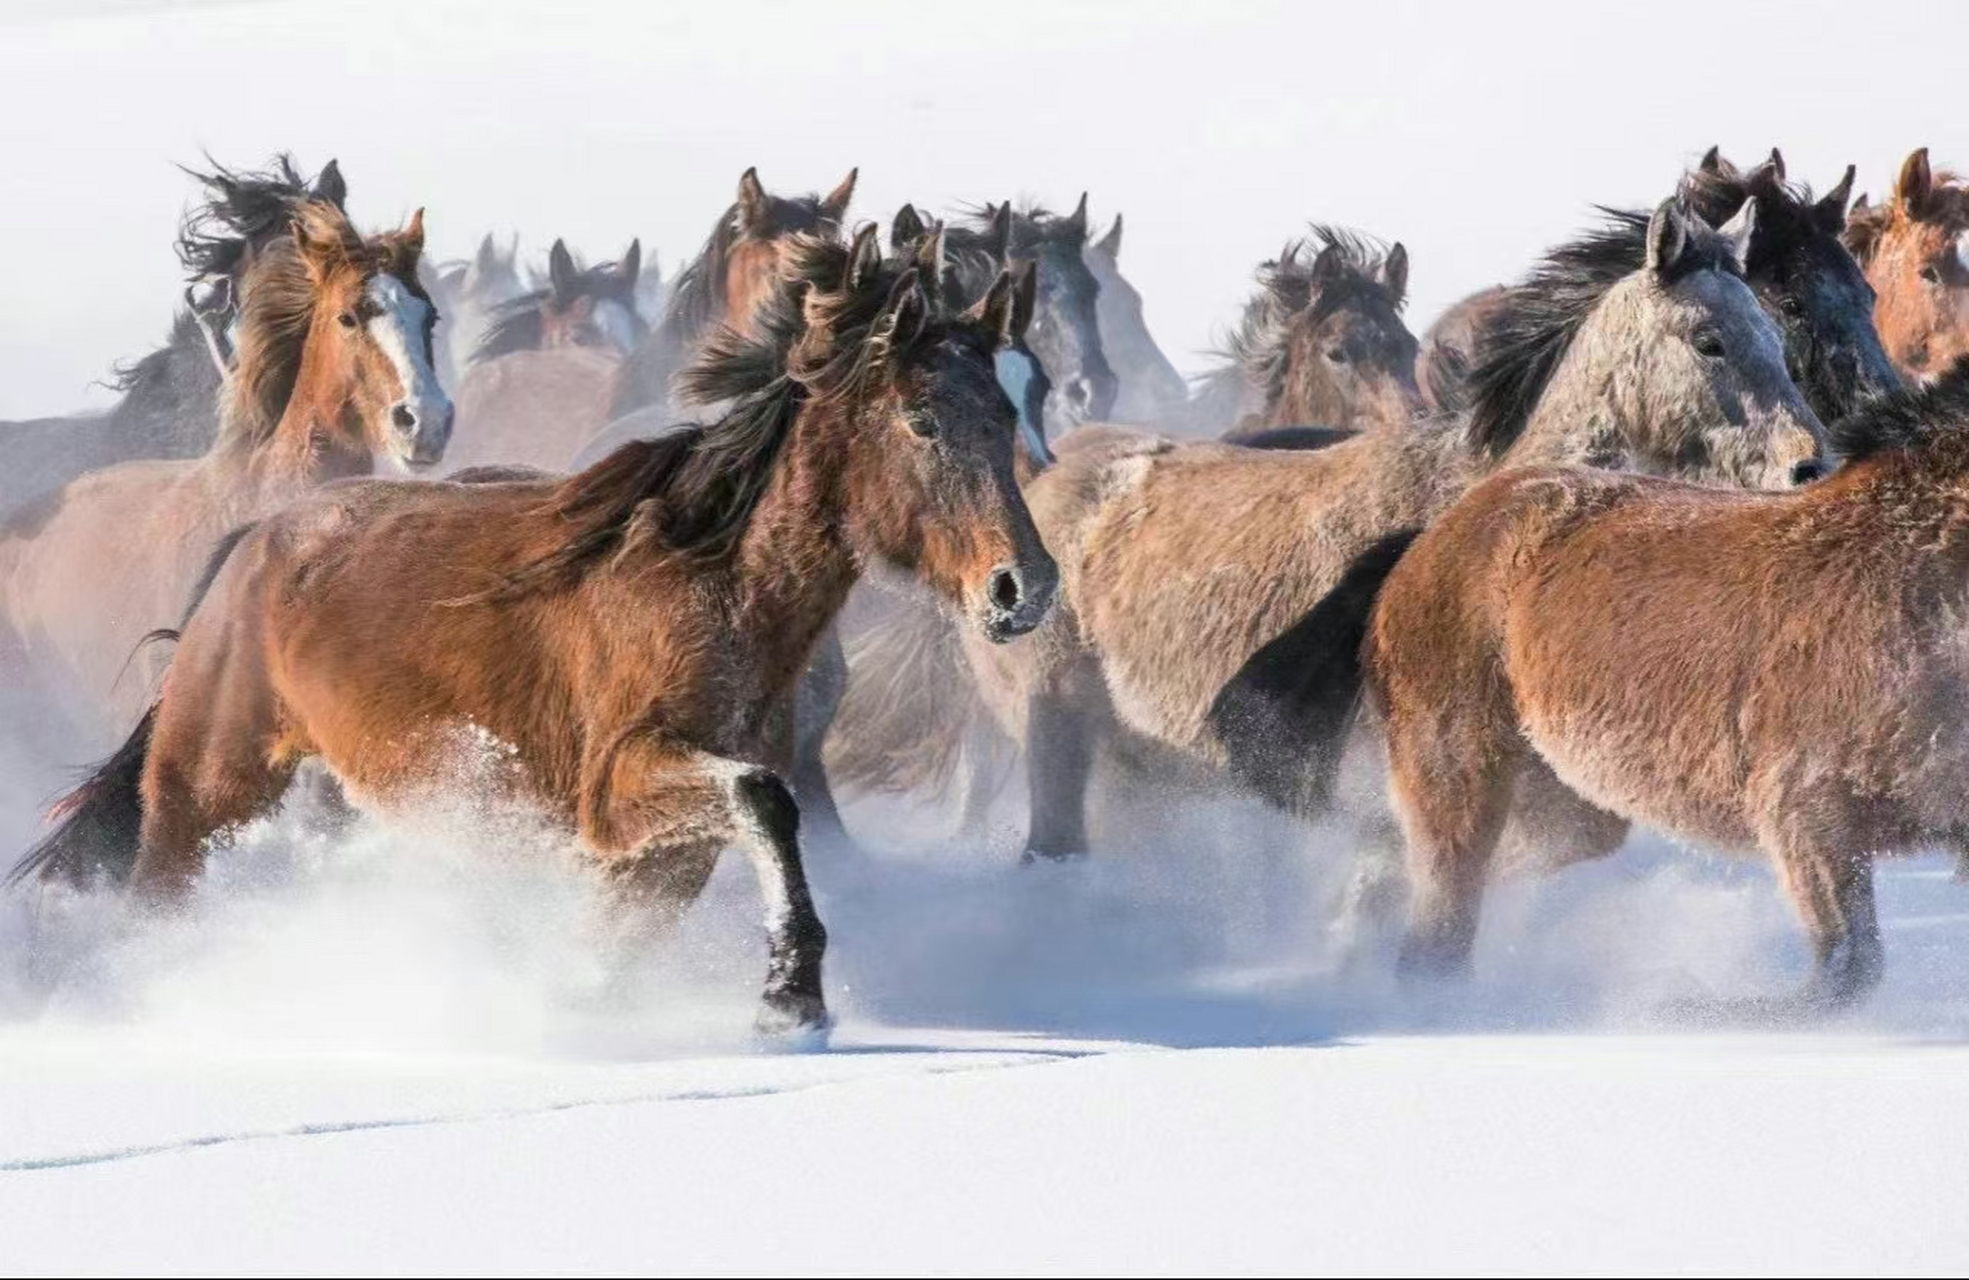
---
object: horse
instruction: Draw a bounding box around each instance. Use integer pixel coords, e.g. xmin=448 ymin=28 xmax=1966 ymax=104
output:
xmin=10 ymin=225 xmax=1055 ymax=1039
xmin=1365 ymin=361 xmax=1969 ymax=1015
xmin=1192 ymin=226 xmax=1421 ymax=440
xmin=441 ymin=239 xmax=648 ymax=473
xmin=832 ymin=198 xmax=1822 ymax=880
xmin=1084 ymin=213 xmax=1191 ymax=428
xmin=1415 ymin=287 xmax=1506 ymax=413
xmin=1845 ymin=147 xmax=1969 ymax=383
xmin=0 ymin=154 xmax=347 ymax=521
xmin=425 ymin=232 xmax=527 ymax=391
xmin=605 ymin=166 xmax=857 ymax=425
xmin=0 ymin=199 xmax=450 ymax=740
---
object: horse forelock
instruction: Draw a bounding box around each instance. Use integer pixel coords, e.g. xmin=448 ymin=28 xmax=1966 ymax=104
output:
xmin=175 ymin=153 xmax=340 ymax=284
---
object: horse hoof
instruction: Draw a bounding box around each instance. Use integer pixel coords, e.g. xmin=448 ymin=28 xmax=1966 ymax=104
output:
xmin=754 ymin=991 xmax=832 ymax=1047
xmin=1019 ymin=847 xmax=1089 ymax=867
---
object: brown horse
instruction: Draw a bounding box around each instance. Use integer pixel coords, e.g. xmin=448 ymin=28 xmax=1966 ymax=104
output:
xmin=832 ymin=198 xmax=1823 ymax=874
xmin=0 ymin=199 xmax=448 ymax=738
xmin=12 ymin=227 xmax=1053 ymax=1038
xmin=441 ymin=239 xmax=647 ymax=473
xmin=1190 ymin=227 xmax=1420 ymax=440
xmin=604 ymin=166 xmax=857 ymax=426
xmin=1366 ymin=361 xmax=1969 ymax=1014
xmin=1415 ymin=286 xmax=1506 ymax=413
xmin=1846 ymin=148 xmax=1969 ymax=382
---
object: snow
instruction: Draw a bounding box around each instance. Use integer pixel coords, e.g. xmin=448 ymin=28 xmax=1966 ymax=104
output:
xmin=5 ymin=786 xmax=1969 ymax=1274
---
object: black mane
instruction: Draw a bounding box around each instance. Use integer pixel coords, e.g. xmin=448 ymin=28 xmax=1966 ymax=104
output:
xmin=1829 ymin=357 xmax=1969 ymax=461
xmin=1465 ymin=206 xmax=1743 ymax=457
xmin=469 ymin=254 xmax=643 ymax=366
xmin=1680 ymin=160 xmax=1835 ymax=281
xmin=175 ymin=153 xmax=342 ymax=283
xmin=659 ymin=192 xmax=836 ymax=350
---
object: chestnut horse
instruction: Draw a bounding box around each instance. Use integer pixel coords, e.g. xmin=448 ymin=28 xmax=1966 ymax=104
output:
xmin=0 ymin=199 xmax=450 ymax=738
xmin=1366 ymin=361 xmax=1969 ymax=1015
xmin=833 ymin=199 xmax=1823 ymax=875
xmin=1846 ymin=147 xmax=1969 ymax=382
xmin=0 ymin=154 xmax=347 ymax=521
xmin=1193 ymin=226 xmax=1421 ymax=440
xmin=11 ymin=227 xmax=1054 ymax=1038
xmin=606 ymin=166 xmax=857 ymax=424
xmin=441 ymin=239 xmax=647 ymax=472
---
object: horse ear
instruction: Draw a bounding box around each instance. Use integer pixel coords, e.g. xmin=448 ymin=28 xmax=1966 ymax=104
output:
xmin=1645 ymin=199 xmax=1691 ymax=274
xmin=962 ymin=266 xmax=1029 ymax=349
xmin=1766 ymin=147 xmax=1787 ymax=183
xmin=1095 ymin=213 xmax=1123 ymax=260
xmin=872 ymin=266 xmax=929 ymax=353
xmin=548 ymin=238 xmax=578 ymax=300
xmin=736 ymin=166 xmax=768 ymax=234
xmin=399 ymin=207 xmax=426 ymax=261
xmin=1064 ymin=192 xmax=1089 ymax=239
xmin=847 ymin=221 xmax=882 ymax=292
xmin=821 ymin=168 xmax=857 ymax=222
xmin=313 ymin=158 xmax=347 ymax=208
xmin=290 ymin=203 xmax=356 ymax=284
xmin=985 ymin=202 xmax=1013 ymax=263
xmin=1698 ymin=145 xmax=1722 ymax=173
xmin=475 ymin=232 xmax=499 ymax=274
xmin=1897 ymin=147 xmax=1934 ymax=217
xmin=1309 ymin=241 xmax=1349 ymax=290
xmin=1382 ymin=242 xmax=1409 ymax=306
xmin=1716 ymin=198 xmax=1757 ymax=274
xmin=1010 ymin=261 xmax=1037 ymax=345
xmin=1852 ymin=193 xmax=1871 ymax=214
xmin=890 ymin=204 xmax=927 ymax=253
xmin=1815 ymin=165 xmax=1857 ymax=233
xmin=620 ymin=239 xmax=642 ymax=289
xmin=913 ymin=222 xmax=947 ymax=300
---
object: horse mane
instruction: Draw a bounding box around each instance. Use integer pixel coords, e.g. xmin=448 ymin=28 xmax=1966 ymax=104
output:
xmin=104 ymin=309 xmax=208 ymax=399
xmin=469 ymin=254 xmax=642 ymax=366
xmin=485 ymin=234 xmax=935 ymax=595
xmin=1465 ymin=206 xmax=1744 ymax=457
xmin=217 ymin=200 xmax=405 ymax=451
xmin=175 ymin=153 xmax=339 ymax=282
xmin=1681 ymin=158 xmax=1840 ymax=275
xmin=1204 ymin=225 xmax=1404 ymax=408
xmin=943 ymin=202 xmax=1086 ymax=297
xmin=655 ymin=191 xmax=836 ymax=353
xmin=1829 ymin=356 xmax=1969 ymax=460
xmin=1845 ymin=168 xmax=1969 ymax=265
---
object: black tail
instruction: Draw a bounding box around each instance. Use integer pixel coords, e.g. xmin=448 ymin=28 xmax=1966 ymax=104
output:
xmin=184 ymin=522 xmax=258 ymax=626
xmin=1206 ymin=530 xmax=1421 ymax=816
xmin=6 ymin=704 xmax=157 ymax=889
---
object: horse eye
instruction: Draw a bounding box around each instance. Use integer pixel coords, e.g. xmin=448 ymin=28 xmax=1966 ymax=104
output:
xmin=1693 ymin=331 xmax=1726 ymax=360
xmin=1325 ymin=347 xmax=1348 ymax=364
xmin=337 ymin=311 xmax=359 ymax=330
xmin=1778 ymin=295 xmax=1804 ymax=316
xmin=906 ymin=412 xmax=937 ymax=439
xmin=1921 ymin=264 xmax=1943 ymax=284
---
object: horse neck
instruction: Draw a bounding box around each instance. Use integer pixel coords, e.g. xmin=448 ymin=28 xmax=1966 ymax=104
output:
xmin=1499 ymin=291 xmax=1647 ymax=469
xmin=727 ymin=398 xmax=863 ymax=667
xmin=217 ymin=325 xmax=376 ymax=497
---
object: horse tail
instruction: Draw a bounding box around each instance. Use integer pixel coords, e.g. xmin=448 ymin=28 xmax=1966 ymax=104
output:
xmin=6 ymin=702 xmax=158 ymax=889
xmin=1206 ymin=530 xmax=1421 ymax=815
xmin=825 ymin=594 xmax=984 ymax=800
xmin=184 ymin=522 xmax=258 ymax=626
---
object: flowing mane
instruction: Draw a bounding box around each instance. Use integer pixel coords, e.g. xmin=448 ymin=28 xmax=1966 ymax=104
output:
xmin=1829 ymin=357 xmax=1969 ymax=461
xmin=656 ymin=190 xmax=839 ymax=352
xmin=175 ymin=153 xmax=344 ymax=283
xmin=1188 ymin=225 xmax=1402 ymax=412
xmin=487 ymin=234 xmax=938 ymax=595
xmin=1679 ymin=156 xmax=1842 ymax=278
xmin=1465 ymin=206 xmax=1745 ymax=456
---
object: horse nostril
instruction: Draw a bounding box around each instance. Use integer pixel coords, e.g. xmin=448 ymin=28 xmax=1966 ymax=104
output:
xmin=989 ymin=566 xmax=1022 ymax=613
xmin=391 ymin=403 xmax=418 ymax=433
xmin=1791 ymin=458 xmax=1827 ymax=486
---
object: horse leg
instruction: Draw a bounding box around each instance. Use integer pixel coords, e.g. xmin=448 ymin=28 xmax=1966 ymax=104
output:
xmin=788 ymin=626 xmax=853 ymax=850
xmin=131 ymin=694 xmax=298 ymax=902
xmin=1764 ymin=816 xmax=1883 ymax=1012
xmin=1491 ymin=758 xmax=1632 ymax=879
xmin=1022 ymin=670 xmax=1097 ymax=864
xmin=583 ymin=738 xmax=829 ymax=1035
xmin=1385 ymin=724 xmax=1520 ymax=981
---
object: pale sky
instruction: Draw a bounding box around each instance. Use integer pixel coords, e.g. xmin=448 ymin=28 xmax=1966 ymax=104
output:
xmin=0 ymin=0 xmax=1959 ymax=418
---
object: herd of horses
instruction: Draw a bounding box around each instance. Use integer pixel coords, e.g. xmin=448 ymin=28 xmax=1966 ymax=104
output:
xmin=4 ymin=144 xmax=1968 ymax=1036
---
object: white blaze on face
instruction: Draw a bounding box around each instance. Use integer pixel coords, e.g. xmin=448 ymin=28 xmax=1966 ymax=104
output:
xmin=365 ymin=273 xmax=452 ymax=465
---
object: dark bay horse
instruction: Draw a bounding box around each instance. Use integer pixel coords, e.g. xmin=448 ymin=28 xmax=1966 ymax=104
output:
xmin=0 ymin=154 xmax=347 ymax=521
xmin=12 ymin=227 xmax=1054 ymax=1039
xmin=1192 ymin=226 xmax=1421 ymax=440
xmin=1845 ymin=147 xmax=1969 ymax=383
xmin=0 ymin=199 xmax=450 ymax=737
xmin=442 ymin=239 xmax=648 ymax=472
xmin=1367 ymin=361 xmax=1969 ymax=1014
xmin=605 ymin=166 xmax=857 ymax=424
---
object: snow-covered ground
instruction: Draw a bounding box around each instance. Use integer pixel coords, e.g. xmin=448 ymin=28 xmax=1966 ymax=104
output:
xmin=6 ymin=782 xmax=1969 ymax=1274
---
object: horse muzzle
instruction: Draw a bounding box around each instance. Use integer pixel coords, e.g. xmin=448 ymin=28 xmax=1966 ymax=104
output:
xmin=978 ymin=553 xmax=1060 ymax=643
xmin=391 ymin=395 xmax=455 ymax=471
